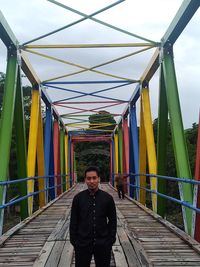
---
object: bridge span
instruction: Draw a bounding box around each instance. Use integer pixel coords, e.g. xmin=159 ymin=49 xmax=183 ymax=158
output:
xmin=0 ymin=183 xmax=200 ymax=267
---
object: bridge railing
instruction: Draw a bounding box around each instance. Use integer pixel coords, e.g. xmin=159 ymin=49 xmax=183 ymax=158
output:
xmin=114 ymin=172 xmax=200 ymax=238
xmin=125 ymin=173 xmax=199 ymax=213
xmin=0 ymin=175 xmax=73 ymax=210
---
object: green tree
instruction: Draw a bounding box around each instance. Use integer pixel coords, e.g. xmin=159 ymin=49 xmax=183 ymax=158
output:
xmin=89 ymin=110 xmax=116 ymax=132
xmin=153 ymin=118 xmax=199 ymax=229
xmin=75 ymin=111 xmax=116 ymax=182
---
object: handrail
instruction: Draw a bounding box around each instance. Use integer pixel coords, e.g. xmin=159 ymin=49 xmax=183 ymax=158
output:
xmin=113 ymin=172 xmax=200 ymax=213
xmin=0 ymin=174 xmax=70 ymax=186
xmin=127 ymin=183 xmax=200 ymax=214
xmin=127 ymin=172 xmax=200 ymax=185
xmin=0 ymin=174 xmax=72 ymax=210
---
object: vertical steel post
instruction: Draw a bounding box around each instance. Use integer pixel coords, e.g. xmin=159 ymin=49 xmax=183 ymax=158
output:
xmin=60 ymin=128 xmax=66 ymax=191
xmin=49 ymin=130 xmax=55 ymax=199
xmin=27 ymin=88 xmax=40 ymax=216
xmin=129 ymin=105 xmax=139 ymax=200
xmin=139 ymin=97 xmax=147 ymax=205
xmin=0 ymin=49 xmax=18 ymax=233
xmin=162 ymin=43 xmax=193 ymax=235
xmin=14 ymin=67 xmax=28 ymax=219
xmin=141 ymin=83 xmax=157 ymax=212
xmin=53 ymin=120 xmax=61 ymax=196
xmin=71 ymin=142 xmax=74 ymax=184
xmin=68 ymin=135 xmax=72 ymax=187
xmin=122 ymin=117 xmax=129 ymax=193
xmin=36 ymin=99 xmax=46 ymax=207
xmin=112 ymin=139 xmax=115 ymax=186
xmin=114 ymin=133 xmax=119 ymax=185
xmin=64 ymin=133 xmax=69 ymax=190
xmin=74 ymin=151 xmax=77 ymax=183
xmin=194 ymin=113 xmax=200 ymax=241
xmin=118 ymin=125 xmax=123 ymax=173
xmin=44 ymin=104 xmax=55 ymax=200
xmin=157 ymin=65 xmax=168 ymax=217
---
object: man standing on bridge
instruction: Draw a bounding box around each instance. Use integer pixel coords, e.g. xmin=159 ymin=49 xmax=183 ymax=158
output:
xmin=70 ymin=166 xmax=117 ymax=267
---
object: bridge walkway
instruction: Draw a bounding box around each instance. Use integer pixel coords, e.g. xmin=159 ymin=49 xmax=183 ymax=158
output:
xmin=0 ymin=183 xmax=200 ymax=266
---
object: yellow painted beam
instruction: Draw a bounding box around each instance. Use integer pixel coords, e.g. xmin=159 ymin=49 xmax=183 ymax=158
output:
xmin=25 ymin=47 xmax=151 ymax=83
xmin=37 ymin=99 xmax=46 ymax=207
xmin=64 ymin=134 xmax=69 ymax=190
xmin=25 ymin=49 xmax=134 ymax=82
xmin=141 ymin=87 xmax=157 ymax=212
xmin=27 ymin=89 xmax=39 ymax=216
xmin=139 ymin=97 xmax=147 ymax=205
xmin=24 ymin=43 xmax=155 ymax=49
xmin=21 ymin=51 xmax=41 ymax=85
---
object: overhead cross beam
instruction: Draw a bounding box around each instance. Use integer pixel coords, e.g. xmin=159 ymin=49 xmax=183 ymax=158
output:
xmin=0 ymin=11 xmax=66 ymax=129
xmin=119 ymin=0 xmax=200 ymax=125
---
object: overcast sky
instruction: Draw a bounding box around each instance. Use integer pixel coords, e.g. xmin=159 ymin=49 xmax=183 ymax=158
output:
xmin=0 ymin=0 xmax=200 ymax=129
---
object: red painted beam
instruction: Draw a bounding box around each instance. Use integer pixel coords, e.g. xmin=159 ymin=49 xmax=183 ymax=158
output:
xmin=72 ymin=139 xmax=111 ymax=143
xmin=53 ymin=120 xmax=61 ymax=196
xmin=122 ymin=117 xmax=129 ymax=193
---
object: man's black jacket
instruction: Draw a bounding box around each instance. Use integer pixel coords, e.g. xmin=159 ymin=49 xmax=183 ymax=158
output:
xmin=69 ymin=189 xmax=117 ymax=247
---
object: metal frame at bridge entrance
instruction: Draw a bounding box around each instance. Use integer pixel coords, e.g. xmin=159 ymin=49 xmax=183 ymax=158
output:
xmin=0 ymin=0 xmax=200 ymax=243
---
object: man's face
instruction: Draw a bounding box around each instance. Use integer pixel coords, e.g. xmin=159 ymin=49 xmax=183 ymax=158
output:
xmin=85 ymin=171 xmax=100 ymax=191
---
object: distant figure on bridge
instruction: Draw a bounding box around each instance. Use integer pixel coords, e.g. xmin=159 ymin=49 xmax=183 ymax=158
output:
xmin=70 ymin=166 xmax=117 ymax=267
xmin=115 ymin=173 xmax=126 ymax=199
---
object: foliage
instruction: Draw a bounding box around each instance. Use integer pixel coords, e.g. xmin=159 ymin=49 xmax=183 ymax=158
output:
xmin=89 ymin=110 xmax=116 ymax=132
xmin=75 ymin=141 xmax=110 ymax=182
xmin=74 ymin=111 xmax=115 ymax=182
xmin=185 ymin=123 xmax=198 ymax=176
xmin=153 ymin=118 xmax=198 ymax=229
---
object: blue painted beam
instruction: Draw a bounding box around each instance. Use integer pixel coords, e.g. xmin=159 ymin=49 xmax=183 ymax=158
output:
xmin=52 ymin=82 xmax=131 ymax=103
xmin=129 ymin=105 xmax=139 ymax=199
xmin=44 ymin=105 xmax=55 ymax=200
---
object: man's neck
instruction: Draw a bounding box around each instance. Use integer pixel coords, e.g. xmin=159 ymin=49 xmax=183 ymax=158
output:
xmin=88 ymin=187 xmax=99 ymax=195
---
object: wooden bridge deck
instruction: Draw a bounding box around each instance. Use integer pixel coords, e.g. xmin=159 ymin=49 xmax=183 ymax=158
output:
xmin=1 ymin=183 xmax=200 ymax=266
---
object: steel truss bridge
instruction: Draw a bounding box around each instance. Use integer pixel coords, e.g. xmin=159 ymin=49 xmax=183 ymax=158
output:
xmin=0 ymin=0 xmax=200 ymax=266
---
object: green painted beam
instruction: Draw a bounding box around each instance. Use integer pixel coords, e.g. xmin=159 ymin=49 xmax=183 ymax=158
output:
xmin=118 ymin=126 xmax=123 ymax=173
xmin=157 ymin=65 xmax=168 ymax=217
xmin=162 ymin=0 xmax=200 ymax=45
xmin=0 ymin=10 xmax=18 ymax=48
xmin=14 ymin=68 xmax=28 ymax=219
xmin=0 ymin=50 xmax=18 ymax=234
xmin=141 ymin=0 xmax=199 ymax=83
xmin=162 ymin=46 xmax=193 ymax=235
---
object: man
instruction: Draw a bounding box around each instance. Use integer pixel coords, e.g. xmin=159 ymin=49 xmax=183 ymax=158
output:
xmin=115 ymin=173 xmax=125 ymax=199
xmin=70 ymin=166 xmax=117 ymax=267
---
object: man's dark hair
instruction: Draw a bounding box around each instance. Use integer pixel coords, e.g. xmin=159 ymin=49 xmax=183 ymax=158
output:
xmin=85 ymin=166 xmax=100 ymax=177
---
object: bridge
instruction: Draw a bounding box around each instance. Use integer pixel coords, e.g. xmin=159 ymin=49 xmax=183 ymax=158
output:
xmin=0 ymin=0 xmax=200 ymax=266
xmin=1 ymin=183 xmax=200 ymax=267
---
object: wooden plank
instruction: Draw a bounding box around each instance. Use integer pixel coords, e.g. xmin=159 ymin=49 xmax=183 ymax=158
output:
xmin=124 ymin=194 xmax=200 ymax=254
xmin=57 ymin=241 xmax=73 ymax=267
xmin=48 ymin=210 xmax=70 ymax=241
xmin=116 ymin=207 xmax=152 ymax=267
xmin=112 ymin=245 xmax=128 ymax=267
xmin=33 ymin=241 xmax=55 ymax=267
xmin=117 ymin=226 xmax=141 ymax=267
xmin=45 ymin=241 xmax=65 ymax=267
xmin=0 ymin=186 xmax=75 ymax=247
